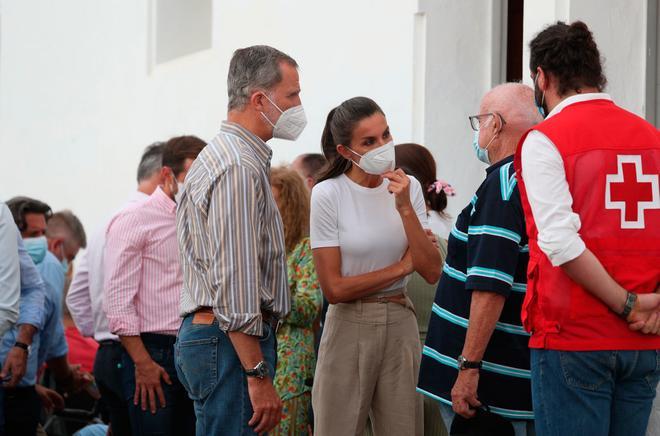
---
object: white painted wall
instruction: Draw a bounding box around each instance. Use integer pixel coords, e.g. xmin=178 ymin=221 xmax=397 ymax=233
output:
xmin=0 ymin=0 xmax=417 ymax=235
xmin=522 ymin=0 xmax=648 ymax=116
xmin=0 ymin=0 xmax=655 ymax=244
xmin=416 ymin=0 xmax=506 ymax=219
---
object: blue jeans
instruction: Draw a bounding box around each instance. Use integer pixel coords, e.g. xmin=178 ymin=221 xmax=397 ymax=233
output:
xmin=531 ymin=349 xmax=660 ymax=436
xmin=94 ymin=340 xmax=132 ymax=436
xmin=174 ymin=314 xmax=277 ymax=436
xmin=121 ymin=334 xmax=195 ymax=436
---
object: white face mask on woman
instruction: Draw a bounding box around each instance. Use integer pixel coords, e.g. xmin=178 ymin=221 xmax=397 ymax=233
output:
xmin=347 ymin=141 xmax=396 ymax=175
xmin=260 ymin=94 xmax=307 ymax=141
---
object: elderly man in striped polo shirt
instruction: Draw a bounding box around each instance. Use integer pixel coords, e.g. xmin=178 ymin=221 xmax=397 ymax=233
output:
xmin=417 ymin=83 xmax=542 ymax=435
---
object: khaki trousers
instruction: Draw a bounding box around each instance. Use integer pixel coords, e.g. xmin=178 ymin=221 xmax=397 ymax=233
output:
xmin=312 ymin=296 xmax=423 ymax=436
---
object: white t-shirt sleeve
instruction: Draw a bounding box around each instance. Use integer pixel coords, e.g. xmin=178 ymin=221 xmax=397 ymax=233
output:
xmin=521 ymin=130 xmax=586 ymax=266
xmin=409 ymin=176 xmax=429 ymax=228
xmin=310 ymin=182 xmax=340 ymax=249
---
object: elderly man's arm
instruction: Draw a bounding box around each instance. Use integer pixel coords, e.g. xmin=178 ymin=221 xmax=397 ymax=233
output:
xmin=451 ymin=291 xmax=505 ymax=418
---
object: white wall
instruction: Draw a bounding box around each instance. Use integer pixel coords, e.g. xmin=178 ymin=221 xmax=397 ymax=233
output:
xmin=523 ymin=0 xmax=649 ymax=116
xmin=1 ymin=0 xmax=655 ymax=239
xmin=416 ymin=0 xmax=506 ymax=219
xmin=0 ymin=0 xmax=417 ymax=236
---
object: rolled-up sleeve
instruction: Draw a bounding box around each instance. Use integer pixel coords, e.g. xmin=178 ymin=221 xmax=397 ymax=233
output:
xmin=103 ymin=213 xmax=143 ymax=336
xmin=0 ymin=204 xmax=20 ymax=336
xmin=521 ymin=130 xmax=586 ymax=266
xmin=207 ymin=165 xmax=263 ymax=335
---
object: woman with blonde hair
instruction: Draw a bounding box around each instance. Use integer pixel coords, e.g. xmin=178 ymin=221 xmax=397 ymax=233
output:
xmin=270 ymin=166 xmax=323 ymax=436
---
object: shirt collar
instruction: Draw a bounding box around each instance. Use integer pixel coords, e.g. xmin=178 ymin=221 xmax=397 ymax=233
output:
xmin=150 ymin=186 xmax=176 ymax=213
xmin=220 ymin=121 xmax=273 ymax=167
xmin=546 ymin=92 xmax=612 ymax=119
xmin=127 ymin=190 xmax=150 ymax=204
xmin=486 ymin=154 xmax=514 ymax=175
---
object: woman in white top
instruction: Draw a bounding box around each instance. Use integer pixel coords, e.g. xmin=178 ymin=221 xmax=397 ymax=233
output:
xmin=310 ymin=97 xmax=441 ymax=436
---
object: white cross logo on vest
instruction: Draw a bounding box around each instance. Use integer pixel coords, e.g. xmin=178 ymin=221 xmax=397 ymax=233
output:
xmin=605 ymin=155 xmax=660 ymax=229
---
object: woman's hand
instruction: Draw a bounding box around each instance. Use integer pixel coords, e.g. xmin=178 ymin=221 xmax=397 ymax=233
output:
xmin=400 ymin=248 xmax=413 ymax=275
xmin=383 ymin=169 xmax=412 ymax=213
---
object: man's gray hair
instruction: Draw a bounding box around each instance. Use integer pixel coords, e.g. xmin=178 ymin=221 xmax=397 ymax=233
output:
xmin=46 ymin=210 xmax=87 ymax=248
xmin=227 ymin=45 xmax=298 ymax=111
xmin=137 ymin=142 xmax=165 ymax=182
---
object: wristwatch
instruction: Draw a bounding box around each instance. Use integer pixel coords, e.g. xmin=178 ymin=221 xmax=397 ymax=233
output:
xmin=244 ymin=361 xmax=269 ymax=379
xmin=619 ymin=292 xmax=637 ymax=320
xmin=457 ymin=355 xmax=482 ymax=370
xmin=13 ymin=341 xmax=31 ymax=355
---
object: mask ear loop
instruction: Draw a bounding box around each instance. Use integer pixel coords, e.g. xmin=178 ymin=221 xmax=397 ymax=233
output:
xmin=481 ymin=114 xmax=501 ymax=150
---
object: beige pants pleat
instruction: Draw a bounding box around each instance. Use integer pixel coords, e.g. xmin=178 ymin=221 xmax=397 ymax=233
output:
xmin=312 ymin=298 xmax=423 ymax=436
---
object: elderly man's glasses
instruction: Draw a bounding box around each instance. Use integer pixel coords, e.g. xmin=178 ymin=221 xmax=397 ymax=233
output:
xmin=468 ymin=113 xmax=507 ymax=131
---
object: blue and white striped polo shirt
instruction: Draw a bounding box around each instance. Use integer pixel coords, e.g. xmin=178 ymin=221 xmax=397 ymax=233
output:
xmin=417 ymin=155 xmax=533 ymax=420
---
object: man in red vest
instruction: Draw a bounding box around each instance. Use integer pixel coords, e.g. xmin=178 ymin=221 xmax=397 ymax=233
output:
xmin=516 ymin=21 xmax=660 ymax=436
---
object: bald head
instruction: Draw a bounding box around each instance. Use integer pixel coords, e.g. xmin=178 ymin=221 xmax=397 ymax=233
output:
xmin=481 ymin=83 xmax=542 ymax=133
xmin=477 ymin=83 xmax=543 ymax=163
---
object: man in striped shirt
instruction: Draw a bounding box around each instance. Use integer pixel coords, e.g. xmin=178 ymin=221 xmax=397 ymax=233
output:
xmin=176 ymin=45 xmax=304 ymax=435
xmin=417 ymin=84 xmax=542 ymax=435
xmin=104 ymin=136 xmax=205 ymax=436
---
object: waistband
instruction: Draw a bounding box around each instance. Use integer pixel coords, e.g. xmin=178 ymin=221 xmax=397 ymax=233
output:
xmin=140 ymin=332 xmax=177 ymax=348
xmin=192 ymin=307 xmax=281 ymax=332
xmin=97 ymin=339 xmax=121 ymax=348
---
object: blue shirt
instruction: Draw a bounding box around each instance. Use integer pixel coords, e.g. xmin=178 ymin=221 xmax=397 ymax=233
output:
xmin=35 ymin=252 xmax=68 ymax=363
xmin=0 ymin=236 xmax=46 ymax=385
xmin=417 ymin=156 xmax=533 ymax=420
xmin=0 ymin=251 xmax=66 ymax=386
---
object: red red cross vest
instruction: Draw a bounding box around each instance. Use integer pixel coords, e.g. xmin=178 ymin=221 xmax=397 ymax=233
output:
xmin=514 ymin=98 xmax=660 ymax=350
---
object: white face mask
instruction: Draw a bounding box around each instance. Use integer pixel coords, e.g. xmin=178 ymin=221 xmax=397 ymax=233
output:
xmin=260 ymin=94 xmax=307 ymax=141
xmin=348 ymin=141 xmax=396 ymax=175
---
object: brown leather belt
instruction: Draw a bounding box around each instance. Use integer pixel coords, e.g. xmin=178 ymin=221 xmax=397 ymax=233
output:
xmin=192 ymin=307 xmax=281 ymax=332
xmin=361 ymin=293 xmax=408 ymax=309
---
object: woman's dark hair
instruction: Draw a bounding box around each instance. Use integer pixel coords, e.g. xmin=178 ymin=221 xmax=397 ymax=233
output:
xmin=395 ymin=143 xmax=447 ymax=214
xmin=317 ymin=97 xmax=384 ymax=183
xmin=529 ymin=20 xmax=606 ymax=95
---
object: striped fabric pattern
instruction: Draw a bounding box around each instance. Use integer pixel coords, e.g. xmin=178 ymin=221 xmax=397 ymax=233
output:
xmin=418 ymin=155 xmax=533 ymax=419
xmin=103 ymin=187 xmax=182 ymax=336
xmin=176 ymin=121 xmax=289 ymax=336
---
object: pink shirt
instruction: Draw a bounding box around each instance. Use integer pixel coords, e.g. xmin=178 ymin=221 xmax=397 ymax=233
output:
xmin=103 ymin=187 xmax=181 ymax=336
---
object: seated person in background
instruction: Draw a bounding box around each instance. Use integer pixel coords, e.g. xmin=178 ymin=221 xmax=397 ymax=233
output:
xmin=269 ymin=167 xmax=322 ymax=436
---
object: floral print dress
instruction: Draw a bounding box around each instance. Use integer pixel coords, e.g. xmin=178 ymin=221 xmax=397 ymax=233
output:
xmin=272 ymin=237 xmax=323 ymax=436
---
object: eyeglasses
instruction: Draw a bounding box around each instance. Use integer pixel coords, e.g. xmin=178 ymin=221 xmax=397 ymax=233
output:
xmin=468 ymin=113 xmax=507 ymax=131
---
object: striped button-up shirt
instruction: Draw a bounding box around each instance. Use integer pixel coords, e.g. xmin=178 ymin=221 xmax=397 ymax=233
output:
xmin=177 ymin=121 xmax=289 ymax=336
xmin=104 ymin=187 xmax=182 ymax=336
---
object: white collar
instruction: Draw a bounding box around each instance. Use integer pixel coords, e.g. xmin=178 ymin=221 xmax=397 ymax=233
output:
xmin=546 ymin=93 xmax=612 ymax=119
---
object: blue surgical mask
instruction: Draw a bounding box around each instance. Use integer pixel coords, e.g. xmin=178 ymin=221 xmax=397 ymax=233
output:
xmin=23 ymin=236 xmax=48 ymax=265
xmin=472 ymin=131 xmax=491 ymax=165
xmin=59 ymin=245 xmax=69 ymax=273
